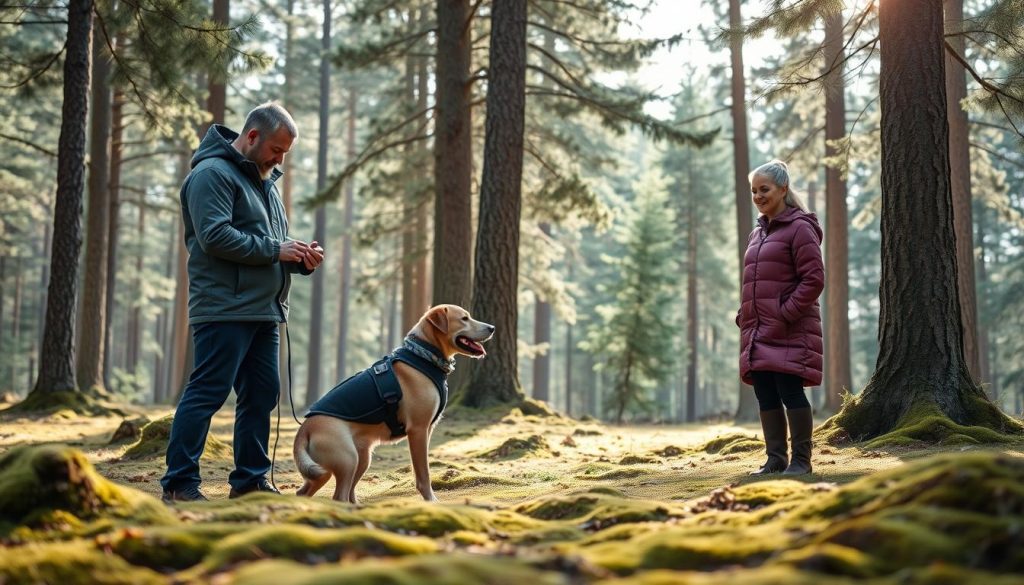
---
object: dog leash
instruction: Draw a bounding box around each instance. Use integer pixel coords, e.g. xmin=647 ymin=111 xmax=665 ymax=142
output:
xmin=269 ymin=323 xmax=302 ymax=493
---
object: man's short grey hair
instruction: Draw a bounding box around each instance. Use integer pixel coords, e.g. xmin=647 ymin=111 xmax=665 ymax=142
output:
xmin=241 ymin=102 xmax=298 ymax=139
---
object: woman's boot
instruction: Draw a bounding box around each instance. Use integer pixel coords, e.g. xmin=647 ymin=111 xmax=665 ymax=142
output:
xmin=750 ymin=408 xmax=788 ymax=475
xmin=783 ymin=407 xmax=813 ymax=475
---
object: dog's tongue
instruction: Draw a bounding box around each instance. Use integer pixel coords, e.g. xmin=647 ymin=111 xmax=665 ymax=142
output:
xmin=465 ymin=339 xmax=485 ymax=355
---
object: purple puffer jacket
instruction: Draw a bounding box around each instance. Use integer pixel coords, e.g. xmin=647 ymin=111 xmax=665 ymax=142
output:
xmin=736 ymin=206 xmax=824 ymax=386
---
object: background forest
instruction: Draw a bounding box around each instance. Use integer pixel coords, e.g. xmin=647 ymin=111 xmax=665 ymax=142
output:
xmin=1 ymin=0 xmax=1022 ymax=424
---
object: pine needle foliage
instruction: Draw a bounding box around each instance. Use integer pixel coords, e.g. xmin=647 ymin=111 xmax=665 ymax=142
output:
xmin=580 ymin=170 xmax=681 ymax=424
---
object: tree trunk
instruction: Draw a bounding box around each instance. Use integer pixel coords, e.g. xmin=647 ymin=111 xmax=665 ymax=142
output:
xmin=0 ymin=256 xmax=6 ymax=379
xmin=128 ymin=202 xmax=145 ymax=375
xmin=944 ymin=0 xmax=981 ymax=383
xmin=533 ymin=223 xmax=552 ymax=402
xmin=30 ymin=0 xmax=93 ymax=398
xmin=281 ymin=0 xmax=296 ymax=218
xmin=565 ymin=262 xmax=574 ymax=417
xmin=10 ymin=257 xmax=23 ymax=392
xmin=463 ymin=0 xmax=528 ymax=407
xmin=824 ymin=10 xmax=851 ymax=413
xmin=103 ymin=86 xmax=125 ymax=385
xmin=433 ymin=0 xmax=473 ymax=308
xmin=415 ymin=21 xmax=431 ymax=318
xmin=169 ymin=151 xmax=191 ymax=402
xmin=306 ymin=0 xmax=331 ymax=405
xmin=729 ymin=0 xmax=757 ymax=423
xmin=976 ymin=202 xmax=992 ymax=398
xmin=76 ymin=27 xmax=112 ymax=394
xmin=204 ymin=0 xmax=229 ymax=135
xmin=36 ymin=221 xmax=52 ymax=379
xmin=828 ymin=0 xmax=1014 ymax=441
xmin=334 ymin=88 xmax=357 ymax=384
xmin=401 ymin=13 xmax=419 ymax=334
xmin=685 ymin=161 xmax=698 ymax=423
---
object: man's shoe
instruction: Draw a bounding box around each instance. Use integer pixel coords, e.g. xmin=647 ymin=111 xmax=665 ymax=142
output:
xmin=228 ymin=478 xmax=281 ymax=499
xmin=161 ymin=485 xmax=208 ymax=504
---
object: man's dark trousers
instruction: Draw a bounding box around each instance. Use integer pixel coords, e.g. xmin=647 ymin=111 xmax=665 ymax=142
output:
xmin=161 ymin=321 xmax=280 ymax=492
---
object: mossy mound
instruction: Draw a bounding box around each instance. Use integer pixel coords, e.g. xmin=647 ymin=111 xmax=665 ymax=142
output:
xmin=791 ymin=451 xmax=1024 ymax=521
xmin=519 ymin=397 xmax=563 ymax=418
xmin=0 ymin=444 xmax=175 ymax=537
xmin=359 ymin=501 xmax=491 ymax=537
xmin=105 ymin=523 xmax=243 ymax=572
xmin=2 ymin=389 xmax=121 ymax=418
xmin=432 ymin=467 xmax=521 ymax=490
xmin=817 ymin=397 xmax=1024 ymax=447
xmin=700 ymin=433 xmax=763 ymax=454
xmin=121 ymin=415 xmax=230 ymax=460
xmin=516 ymin=493 xmax=683 ymax=529
xmin=481 ymin=434 xmax=552 ymax=459
xmin=201 ymin=525 xmax=438 ymax=572
xmin=572 ymin=427 xmax=603 ymax=436
xmin=618 ymin=455 xmax=659 ymax=465
xmin=230 ymin=555 xmax=567 ymax=585
xmin=108 ymin=416 xmax=151 ymax=444
xmin=0 ymin=541 xmax=166 ymax=585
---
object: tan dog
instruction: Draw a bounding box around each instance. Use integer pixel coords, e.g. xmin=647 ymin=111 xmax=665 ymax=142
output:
xmin=293 ymin=304 xmax=493 ymax=503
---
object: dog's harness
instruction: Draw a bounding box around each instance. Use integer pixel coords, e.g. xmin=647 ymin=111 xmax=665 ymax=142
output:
xmin=305 ymin=336 xmax=453 ymax=438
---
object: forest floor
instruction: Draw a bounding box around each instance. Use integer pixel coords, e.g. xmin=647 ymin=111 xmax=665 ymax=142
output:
xmin=2 ymin=401 xmax=1024 ymax=584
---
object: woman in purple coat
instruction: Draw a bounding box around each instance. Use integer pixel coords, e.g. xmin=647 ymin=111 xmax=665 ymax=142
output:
xmin=737 ymin=160 xmax=824 ymax=475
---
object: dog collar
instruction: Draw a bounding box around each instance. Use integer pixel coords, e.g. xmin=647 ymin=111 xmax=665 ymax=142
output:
xmin=402 ymin=336 xmax=455 ymax=375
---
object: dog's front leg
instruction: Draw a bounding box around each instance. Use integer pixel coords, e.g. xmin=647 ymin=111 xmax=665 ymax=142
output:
xmin=406 ymin=427 xmax=437 ymax=502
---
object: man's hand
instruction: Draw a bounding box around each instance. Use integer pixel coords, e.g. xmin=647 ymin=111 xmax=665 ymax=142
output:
xmin=279 ymin=240 xmax=311 ymax=263
xmin=303 ymin=240 xmax=325 ymax=271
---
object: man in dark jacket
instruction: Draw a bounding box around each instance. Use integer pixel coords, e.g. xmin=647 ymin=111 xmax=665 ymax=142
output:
xmin=161 ymin=102 xmax=324 ymax=503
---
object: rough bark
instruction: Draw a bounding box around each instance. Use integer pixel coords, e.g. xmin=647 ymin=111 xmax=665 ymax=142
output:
xmin=729 ymin=0 xmax=758 ymax=422
xmin=335 ymin=88 xmax=357 ymax=383
xmin=168 ymin=151 xmax=191 ymax=402
xmin=824 ymin=10 xmax=851 ymax=413
xmin=685 ymin=162 xmax=698 ymax=423
xmin=76 ymin=28 xmax=112 ymax=393
xmin=533 ymin=223 xmax=552 ymax=402
xmin=944 ymin=0 xmax=981 ymax=383
xmin=30 ymin=0 xmax=93 ymax=399
xmin=433 ymin=0 xmax=474 ymax=309
xmin=464 ymin=0 xmax=528 ymax=407
xmin=824 ymin=0 xmax=1016 ymax=442
xmin=103 ymin=87 xmax=125 ymax=384
xmin=306 ymin=0 xmax=330 ymax=405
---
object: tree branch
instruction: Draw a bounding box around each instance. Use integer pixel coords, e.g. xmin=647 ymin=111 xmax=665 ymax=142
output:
xmin=0 ymin=132 xmax=58 ymax=157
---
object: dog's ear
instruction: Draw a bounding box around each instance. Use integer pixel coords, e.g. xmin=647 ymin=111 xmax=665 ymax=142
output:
xmin=426 ymin=306 xmax=449 ymax=334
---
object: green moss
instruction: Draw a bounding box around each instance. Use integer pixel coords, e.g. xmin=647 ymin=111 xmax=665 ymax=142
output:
xmin=432 ymin=468 xmax=520 ymax=490
xmin=0 ymin=541 xmax=165 ymax=584
xmin=230 ymin=555 xmax=567 ymax=585
xmin=589 ymin=468 xmax=648 ymax=481
xmin=518 ymin=397 xmax=562 ymax=418
xmin=618 ymin=455 xmax=659 ymax=465
xmin=481 ymin=435 xmax=552 ymax=459
xmin=2 ymin=389 xmax=117 ymax=417
xmin=122 ymin=415 xmax=229 ymax=460
xmin=771 ymin=542 xmax=879 ymax=578
xmin=202 ymin=525 xmax=437 ymax=571
xmin=729 ymin=480 xmax=828 ymax=508
xmin=0 ymin=445 xmax=176 ymax=536
xmin=700 ymin=433 xmax=762 ymax=454
xmin=359 ymin=502 xmax=490 ymax=537
xmin=106 ymin=524 xmax=242 ymax=571
xmin=517 ymin=493 xmax=682 ymax=531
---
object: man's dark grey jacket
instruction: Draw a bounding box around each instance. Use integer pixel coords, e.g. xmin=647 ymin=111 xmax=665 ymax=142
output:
xmin=180 ymin=125 xmax=310 ymax=325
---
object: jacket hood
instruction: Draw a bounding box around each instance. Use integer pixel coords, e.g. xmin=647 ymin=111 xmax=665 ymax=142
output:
xmin=759 ymin=206 xmax=823 ymax=243
xmin=191 ymin=124 xmax=283 ymax=183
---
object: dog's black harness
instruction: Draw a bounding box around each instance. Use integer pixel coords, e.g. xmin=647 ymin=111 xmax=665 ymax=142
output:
xmin=305 ymin=337 xmax=452 ymax=438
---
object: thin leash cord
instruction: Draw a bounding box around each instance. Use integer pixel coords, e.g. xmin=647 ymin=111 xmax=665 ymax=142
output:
xmin=270 ymin=323 xmax=302 ymax=492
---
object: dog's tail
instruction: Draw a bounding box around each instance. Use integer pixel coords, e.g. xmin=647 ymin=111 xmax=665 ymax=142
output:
xmin=293 ymin=426 xmax=329 ymax=480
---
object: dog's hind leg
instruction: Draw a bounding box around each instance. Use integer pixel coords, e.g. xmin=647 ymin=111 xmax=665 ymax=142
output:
xmin=330 ymin=439 xmax=359 ymax=502
xmin=294 ymin=427 xmax=332 ymax=497
xmin=297 ymin=472 xmax=331 ymax=497
xmin=349 ymin=446 xmax=372 ymax=504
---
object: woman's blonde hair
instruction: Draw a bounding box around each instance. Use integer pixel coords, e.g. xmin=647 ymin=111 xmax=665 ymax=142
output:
xmin=748 ymin=159 xmax=808 ymax=212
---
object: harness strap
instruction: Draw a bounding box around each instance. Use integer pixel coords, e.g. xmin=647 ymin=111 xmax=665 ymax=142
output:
xmin=369 ymin=357 xmax=406 ymax=438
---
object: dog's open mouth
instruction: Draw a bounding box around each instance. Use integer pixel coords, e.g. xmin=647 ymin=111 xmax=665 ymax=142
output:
xmin=455 ymin=336 xmax=487 ymax=356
